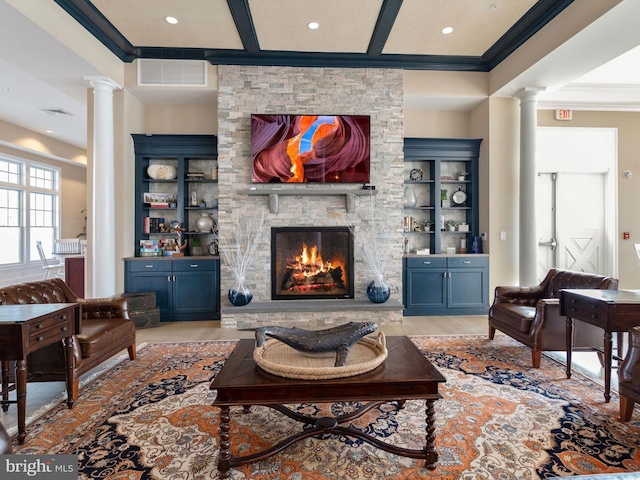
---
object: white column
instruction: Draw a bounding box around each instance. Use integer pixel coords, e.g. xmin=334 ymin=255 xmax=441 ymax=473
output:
xmin=516 ymin=87 xmax=545 ymax=287
xmin=85 ymin=77 xmax=121 ymax=298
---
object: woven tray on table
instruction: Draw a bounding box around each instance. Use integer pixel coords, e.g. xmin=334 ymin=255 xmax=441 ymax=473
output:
xmin=254 ymin=331 xmax=388 ymax=380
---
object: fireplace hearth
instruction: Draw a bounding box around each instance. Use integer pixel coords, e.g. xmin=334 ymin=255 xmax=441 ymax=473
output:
xmin=271 ymin=227 xmax=354 ymax=300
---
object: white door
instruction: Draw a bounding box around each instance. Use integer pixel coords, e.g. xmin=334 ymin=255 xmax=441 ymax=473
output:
xmin=557 ymin=173 xmax=605 ymax=274
xmin=536 ymin=172 xmax=605 ymax=279
xmin=537 ymin=173 xmax=556 ymax=282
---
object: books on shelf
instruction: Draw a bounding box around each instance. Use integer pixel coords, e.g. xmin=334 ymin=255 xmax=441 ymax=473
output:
xmin=143 ymin=217 xmax=166 ymax=234
xmin=149 ymin=202 xmax=170 ymax=208
xmin=186 ymin=172 xmax=205 ymax=180
xmin=138 ymin=239 xmax=163 ymax=257
xmin=403 ymin=216 xmax=413 ymax=232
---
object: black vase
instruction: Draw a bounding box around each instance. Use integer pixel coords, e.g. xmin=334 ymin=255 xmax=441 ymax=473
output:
xmin=367 ymin=281 xmax=390 ymax=303
xmin=228 ymin=288 xmax=253 ymax=306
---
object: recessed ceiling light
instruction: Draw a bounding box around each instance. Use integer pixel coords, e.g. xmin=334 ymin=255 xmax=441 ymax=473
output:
xmin=442 ymin=27 xmax=453 ymax=35
xmin=307 ymin=22 xmax=319 ymax=30
xmin=165 ymin=16 xmax=178 ymax=25
xmin=46 ymin=130 xmax=53 ymax=134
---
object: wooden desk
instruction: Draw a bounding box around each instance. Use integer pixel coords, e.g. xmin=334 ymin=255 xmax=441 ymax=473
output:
xmin=0 ymin=303 xmax=80 ymax=443
xmin=560 ymin=289 xmax=640 ymax=403
xmin=211 ymin=336 xmax=446 ymax=479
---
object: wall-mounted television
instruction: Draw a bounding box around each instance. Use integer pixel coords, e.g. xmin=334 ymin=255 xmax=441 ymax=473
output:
xmin=251 ymin=114 xmax=370 ymax=183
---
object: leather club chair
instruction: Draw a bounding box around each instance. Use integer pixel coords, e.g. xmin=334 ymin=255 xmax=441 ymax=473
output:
xmin=619 ymin=326 xmax=640 ymax=422
xmin=488 ymin=268 xmax=618 ymax=368
xmin=0 ymin=278 xmax=136 ymax=402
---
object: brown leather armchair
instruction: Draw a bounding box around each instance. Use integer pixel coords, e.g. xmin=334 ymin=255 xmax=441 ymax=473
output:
xmin=488 ymin=269 xmax=618 ymax=368
xmin=619 ymin=326 xmax=640 ymax=422
xmin=0 ymin=278 xmax=136 ymax=401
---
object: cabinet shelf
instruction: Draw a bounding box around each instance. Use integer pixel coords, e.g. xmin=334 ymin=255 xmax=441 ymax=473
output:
xmin=185 ymin=179 xmax=218 ymax=183
xmin=403 ymin=138 xmax=481 ymax=256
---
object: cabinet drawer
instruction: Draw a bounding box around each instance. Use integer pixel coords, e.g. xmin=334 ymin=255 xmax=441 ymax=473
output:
xmin=405 ymin=257 xmax=447 ymax=269
xmin=172 ymin=260 xmax=218 ymax=272
xmin=447 ymin=257 xmax=488 ymax=268
xmin=127 ymin=260 xmax=172 ymax=273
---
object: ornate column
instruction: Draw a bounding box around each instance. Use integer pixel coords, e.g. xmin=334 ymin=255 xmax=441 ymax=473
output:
xmin=516 ymin=87 xmax=545 ymax=287
xmin=85 ymin=77 xmax=121 ymax=298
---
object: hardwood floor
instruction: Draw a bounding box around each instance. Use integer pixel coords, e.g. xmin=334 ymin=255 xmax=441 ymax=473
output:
xmin=0 ymin=315 xmax=613 ymax=436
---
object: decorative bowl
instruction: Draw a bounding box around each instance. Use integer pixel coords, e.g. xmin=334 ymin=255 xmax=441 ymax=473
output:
xmin=147 ymin=164 xmax=177 ymax=180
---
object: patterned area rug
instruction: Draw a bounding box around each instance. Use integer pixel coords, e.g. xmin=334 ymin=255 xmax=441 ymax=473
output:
xmin=12 ymin=336 xmax=640 ymax=479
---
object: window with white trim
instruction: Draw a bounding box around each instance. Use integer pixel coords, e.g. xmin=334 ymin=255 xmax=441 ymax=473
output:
xmin=0 ymin=156 xmax=60 ymax=266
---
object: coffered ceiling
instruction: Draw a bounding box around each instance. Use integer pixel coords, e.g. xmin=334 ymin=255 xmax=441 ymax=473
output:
xmin=55 ymin=0 xmax=565 ymax=70
xmin=1 ymin=0 xmax=640 ymax=151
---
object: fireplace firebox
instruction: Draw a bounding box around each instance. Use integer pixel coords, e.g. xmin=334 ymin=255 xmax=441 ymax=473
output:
xmin=271 ymin=227 xmax=354 ymax=300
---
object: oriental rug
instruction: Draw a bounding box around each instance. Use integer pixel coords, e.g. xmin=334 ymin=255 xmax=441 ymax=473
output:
xmin=11 ymin=336 xmax=640 ymax=479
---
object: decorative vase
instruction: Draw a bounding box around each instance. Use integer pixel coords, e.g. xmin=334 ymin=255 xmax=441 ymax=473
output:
xmin=196 ymin=213 xmax=216 ymax=232
xmin=403 ymin=185 xmax=417 ymax=207
xmin=367 ymin=281 xmax=390 ymax=303
xmin=228 ymin=288 xmax=253 ymax=306
xmin=191 ymin=245 xmax=204 ymax=256
xmin=147 ymin=164 xmax=177 ymax=180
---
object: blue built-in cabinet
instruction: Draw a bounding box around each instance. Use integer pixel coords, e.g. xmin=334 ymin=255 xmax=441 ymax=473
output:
xmin=125 ymin=134 xmax=220 ymax=322
xmin=403 ymin=255 xmax=489 ymax=316
xmin=402 ymin=138 xmax=489 ymax=316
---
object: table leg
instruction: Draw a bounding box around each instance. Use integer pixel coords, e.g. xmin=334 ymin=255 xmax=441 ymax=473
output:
xmin=425 ymin=399 xmax=438 ymax=470
xmin=604 ymin=331 xmax=613 ymax=403
xmin=15 ymin=359 xmax=27 ymax=444
xmin=565 ymin=316 xmax=573 ymax=379
xmin=218 ymin=406 xmax=231 ymax=479
xmin=63 ymin=335 xmax=75 ymax=409
xmin=1 ymin=360 xmax=8 ymax=412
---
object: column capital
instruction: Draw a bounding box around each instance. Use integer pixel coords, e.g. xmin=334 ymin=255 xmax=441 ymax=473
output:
xmin=515 ymin=87 xmax=546 ymax=101
xmin=84 ymin=76 xmax=121 ymax=91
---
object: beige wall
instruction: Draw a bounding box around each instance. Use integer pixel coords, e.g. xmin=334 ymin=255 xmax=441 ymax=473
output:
xmin=0 ymin=121 xmax=87 ymax=240
xmin=538 ymin=109 xmax=640 ymax=289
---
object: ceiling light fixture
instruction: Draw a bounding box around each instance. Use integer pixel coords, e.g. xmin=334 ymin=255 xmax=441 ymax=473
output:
xmin=165 ymin=16 xmax=178 ymax=25
xmin=46 ymin=130 xmax=53 ymax=134
xmin=307 ymin=22 xmax=319 ymax=30
xmin=442 ymin=27 xmax=453 ymax=35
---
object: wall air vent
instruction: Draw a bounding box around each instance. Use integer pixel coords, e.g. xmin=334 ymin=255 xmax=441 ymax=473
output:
xmin=137 ymin=59 xmax=207 ymax=87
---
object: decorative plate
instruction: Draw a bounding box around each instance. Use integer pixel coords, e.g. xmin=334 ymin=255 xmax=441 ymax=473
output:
xmin=409 ymin=168 xmax=423 ymax=181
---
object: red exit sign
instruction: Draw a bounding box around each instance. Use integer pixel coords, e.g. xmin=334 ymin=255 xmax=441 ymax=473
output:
xmin=555 ymin=109 xmax=572 ymax=121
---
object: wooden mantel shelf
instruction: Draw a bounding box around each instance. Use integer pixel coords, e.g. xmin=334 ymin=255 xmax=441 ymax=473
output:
xmin=247 ymin=187 xmax=377 ymax=213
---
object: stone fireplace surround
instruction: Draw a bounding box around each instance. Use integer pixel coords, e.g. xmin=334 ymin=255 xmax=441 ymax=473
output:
xmin=216 ymin=65 xmax=404 ymax=329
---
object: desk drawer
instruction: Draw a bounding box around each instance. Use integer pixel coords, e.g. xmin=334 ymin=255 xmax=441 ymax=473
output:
xmin=565 ymin=296 xmax=606 ymax=324
xmin=28 ymin=308 xmax=74 ymax=348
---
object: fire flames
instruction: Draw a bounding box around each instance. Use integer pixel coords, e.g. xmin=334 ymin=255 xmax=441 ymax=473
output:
xmin=282 ymin=242 xmax=345 ymax=292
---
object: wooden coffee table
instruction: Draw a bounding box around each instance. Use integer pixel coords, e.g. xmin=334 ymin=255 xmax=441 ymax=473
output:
xmin=210 ymin=335 xmax=446 ymax=478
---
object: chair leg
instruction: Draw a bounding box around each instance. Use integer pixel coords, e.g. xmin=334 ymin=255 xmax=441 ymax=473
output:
xmin=531 ymin=349 xmax=542 ymax=368
xmin=620 ymin=394 xmax=635 ymax=422
xmin=488 ymin=325 xmax=496 ymax=340
xmin=127 ymin=344 xmax=137 ymax=361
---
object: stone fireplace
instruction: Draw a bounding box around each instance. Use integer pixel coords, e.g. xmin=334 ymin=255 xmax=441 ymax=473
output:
xmin=216 ymin=65 xmax=404 ymax=329
xmin=271 ymin=227 xmax=354 ymax=300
